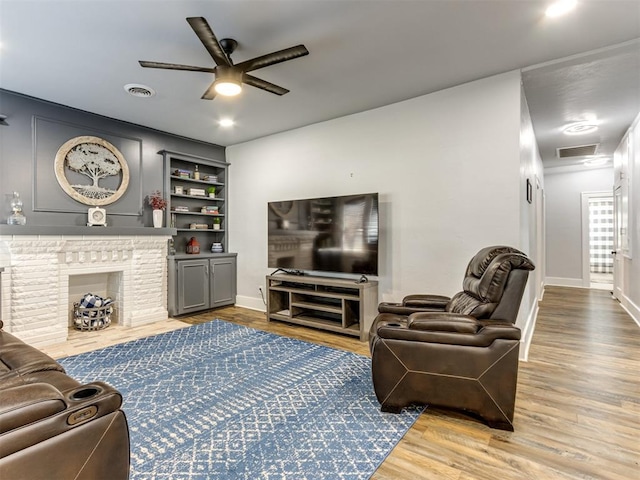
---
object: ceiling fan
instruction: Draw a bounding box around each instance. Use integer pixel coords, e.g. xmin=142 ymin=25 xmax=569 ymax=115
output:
xmin=139 ymin=16 xmax=309 ymax=99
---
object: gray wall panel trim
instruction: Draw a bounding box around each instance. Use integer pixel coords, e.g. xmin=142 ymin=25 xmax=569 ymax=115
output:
xmin=33 ymin=115 xmax=144 ymax=216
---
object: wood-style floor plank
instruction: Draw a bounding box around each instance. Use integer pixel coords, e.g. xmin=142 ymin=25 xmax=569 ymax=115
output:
xmin=40 ymin=286 xmax=640 ymax=480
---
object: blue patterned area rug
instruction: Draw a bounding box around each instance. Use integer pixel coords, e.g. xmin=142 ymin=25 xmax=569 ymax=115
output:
xmin=60 ymin=320 xmax=423 ymax=480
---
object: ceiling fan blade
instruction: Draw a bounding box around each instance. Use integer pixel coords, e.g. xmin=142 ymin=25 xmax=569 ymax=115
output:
xmin=139 ymin=61 xmax=216 ymax=73
xmin=201 ymin=81 xmax=218 ymax=100
xmin=243 ymin=74 xmax=289 ymax=95
xmin=235 ymin=45 xmax=309 ymax=73
xmin=186 ymin=17 xmax=232 ymax=67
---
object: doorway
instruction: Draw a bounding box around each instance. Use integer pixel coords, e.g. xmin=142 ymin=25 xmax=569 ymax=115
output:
xmin=581 ymin=192 xmax=614 ymax=290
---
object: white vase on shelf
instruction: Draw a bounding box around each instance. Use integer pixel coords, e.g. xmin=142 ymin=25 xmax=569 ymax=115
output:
xmin=153 ymin=209 xmax=164 ymax=228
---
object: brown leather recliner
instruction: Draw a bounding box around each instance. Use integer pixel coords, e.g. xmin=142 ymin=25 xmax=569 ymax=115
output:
xmin=0 ymin=321 xmax=130 ymax=479
xmin=369 ymin=246 xmax=535 ymax=431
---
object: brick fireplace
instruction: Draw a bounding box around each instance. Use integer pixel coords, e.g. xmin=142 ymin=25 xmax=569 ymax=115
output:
xmin=0 ymin=232 xmax=172 ymax=346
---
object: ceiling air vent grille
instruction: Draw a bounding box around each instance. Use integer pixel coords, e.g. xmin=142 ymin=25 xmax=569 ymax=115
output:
xmin=124 ymin=83 xmax=156 ymax=98
xmin=557 ymin=144 xmax=599 ymax=158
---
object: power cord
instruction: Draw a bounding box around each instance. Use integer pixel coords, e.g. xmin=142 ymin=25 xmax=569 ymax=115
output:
xmin=258 ymin=287 xmax=267 ymax=306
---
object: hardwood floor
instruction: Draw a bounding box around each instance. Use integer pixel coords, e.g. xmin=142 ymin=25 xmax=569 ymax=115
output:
xmin=40 ymin=286 xmax=640 ymax=479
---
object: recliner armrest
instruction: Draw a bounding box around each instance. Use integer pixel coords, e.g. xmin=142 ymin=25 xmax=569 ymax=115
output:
xmin=0 ymin=383 xmax=67 ymax=434
xmin=376 ymin=312 xmax=521 ymax=347
xmin=378 ymin=294 xmax=450 ymax=315
xmin=408 ymin=313 xmax=478 ymax=333
xmin=403 ymin=294 xmax=450 ymax=309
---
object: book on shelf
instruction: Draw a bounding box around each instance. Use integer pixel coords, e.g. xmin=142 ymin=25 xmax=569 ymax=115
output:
xmin=173 ymin=168 xmax=191 ymax=178
xmin=189 ymin=223 xmax=209 ymax=230
xmin=173 ymin=206 xmax=190 ymax=212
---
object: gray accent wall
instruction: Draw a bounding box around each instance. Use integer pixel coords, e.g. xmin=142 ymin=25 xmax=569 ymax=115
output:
xmin=0 ymin=89 xmax=225 ymax=228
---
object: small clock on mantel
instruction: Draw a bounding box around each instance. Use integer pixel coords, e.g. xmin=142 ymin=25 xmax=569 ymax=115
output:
xmin=87 ymin=207 xmax=107 ymax=226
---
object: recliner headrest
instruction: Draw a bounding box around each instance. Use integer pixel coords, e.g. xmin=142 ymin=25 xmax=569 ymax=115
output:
xmin=467 ymin=246 xmax=528 ymax=278
xmin=463 ymin=250 xmax=535 ymax=303
xmin=446 ymin=246 xmax=535 ymax=318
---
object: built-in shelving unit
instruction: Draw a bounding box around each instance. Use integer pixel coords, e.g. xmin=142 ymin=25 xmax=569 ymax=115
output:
xmin=266 ymin=274 xmax=378 ymax=341
xmin=161 ymin=150 xmax=237 ymax=316
xmin=161 ymin=150 xmax=229 ymax=254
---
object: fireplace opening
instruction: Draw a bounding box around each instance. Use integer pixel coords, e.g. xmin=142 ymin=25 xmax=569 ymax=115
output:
xmin=68 ymin=272 xmax=122 ymax=328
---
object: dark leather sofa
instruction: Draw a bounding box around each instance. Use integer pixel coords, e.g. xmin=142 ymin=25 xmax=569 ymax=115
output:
xmin=0 ymin=321 xmax=130 ymax=479
xmin=369 ymin=246 xmax=535 ymax=430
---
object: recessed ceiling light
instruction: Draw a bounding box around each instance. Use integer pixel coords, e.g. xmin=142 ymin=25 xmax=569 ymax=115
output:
xmin=563 ymin=122 xmax=598 ymax=135
xmin=545 ymin=0 xmax=577 ymax=17
xmin=219 ymin=118 xmax=235 ymax=128
xmin=124 ymin=83 xmax=156 ymax=98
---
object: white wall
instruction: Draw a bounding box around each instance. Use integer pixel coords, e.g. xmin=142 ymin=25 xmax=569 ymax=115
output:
xmin=616 ymin=114 xmax=640 ymax=324
xmin=519 ymin=88 xmax=545 ymax=358
xmin=544 ymin=167 xmax=614 ymax=286
xmin=227 ymin=71 xmax=530 ymax=319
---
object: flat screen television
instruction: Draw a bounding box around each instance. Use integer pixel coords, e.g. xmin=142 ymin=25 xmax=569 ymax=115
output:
xmin=268 ymin=193 xmax=379 ymax=276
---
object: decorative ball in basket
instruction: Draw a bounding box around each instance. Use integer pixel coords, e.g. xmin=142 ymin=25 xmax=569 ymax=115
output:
xmin=73 ymin=293 xmax=114 ymax=331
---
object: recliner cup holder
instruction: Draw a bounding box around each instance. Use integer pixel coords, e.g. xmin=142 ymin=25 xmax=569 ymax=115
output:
xmin=385 ymin=323 xmax=402 ymax=327
xmin=70 ymin=386 xmax=101 ymax=400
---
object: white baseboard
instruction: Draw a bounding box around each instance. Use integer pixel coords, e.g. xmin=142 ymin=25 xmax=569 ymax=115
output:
xmin=544 ymin=276 xmax=584 ymax=288
xmin=519 ymin=301 xmax=539 ymax=362
xmin=236 ymin=295 xmax=266 ymax=312
xmin=618 ymin=293 xmax=640 ymax=328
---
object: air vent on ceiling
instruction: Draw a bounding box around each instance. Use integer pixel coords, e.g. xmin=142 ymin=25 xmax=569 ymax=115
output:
xmin=556 ymin=144 xmax=599 ymax=158
xmin=124 ymin=83 xmax=156 ymax=98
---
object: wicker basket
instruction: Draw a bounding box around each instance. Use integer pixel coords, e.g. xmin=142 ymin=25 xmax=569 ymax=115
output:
xmin=73 ymin=302 xmax=114 ymax=331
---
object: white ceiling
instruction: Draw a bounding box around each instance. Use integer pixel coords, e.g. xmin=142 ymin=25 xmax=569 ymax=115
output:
xmin=1 ymin=0 xmax=639 ymax=168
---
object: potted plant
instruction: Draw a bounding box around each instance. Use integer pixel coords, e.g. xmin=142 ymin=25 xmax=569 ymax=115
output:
xmin=213 ymin=217 xmax=221 ymax=230
xmin=147 ymin=190 xmax=167 ymax=228
xmin=207 ymin=186 xmax=216 ymax=198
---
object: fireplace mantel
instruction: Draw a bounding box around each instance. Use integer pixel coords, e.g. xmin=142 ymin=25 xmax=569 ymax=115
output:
xmin=0 ymin=225 xmax=176 ymax=236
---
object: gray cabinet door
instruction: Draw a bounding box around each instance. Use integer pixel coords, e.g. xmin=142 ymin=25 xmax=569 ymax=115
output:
xmin=210 ymin=257 xmax=237 ymax=307
xmin=177 ymin=259 xmax=210 ymax=314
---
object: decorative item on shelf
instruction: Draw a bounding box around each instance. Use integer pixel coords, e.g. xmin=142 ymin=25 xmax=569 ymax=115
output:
xmin=152 ymin=209 xmax=164 ymax=228
xmin=207 ymin=186 xmax=216 ymax=198
xmin=174 ymin=185 xmax=184 ymax=195
xmin=188 ymin=187 xmax=206 ymax=196
xmin=211 ymin=242 xmax=223 ymax=253
xmin=213 ymin=217 xmax=221 ymax=230
xmin=186 ymin=236 xmax=200 ymax=254
xmin=173 ymin=205 xmax=190 ymax=212
xmin=193 ymin=165 xmax=200 ymax=180
xmin=147 ymin=190 xmax=167 ymax=228
xmin=7 ymin=191 xmax=27 ymax=225
xmin=87 ymin=206 xmax=107 ymax=226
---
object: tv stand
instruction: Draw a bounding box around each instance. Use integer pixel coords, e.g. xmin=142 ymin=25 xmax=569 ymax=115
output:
xmin=266 ymin=274 xmax=378 ymax=341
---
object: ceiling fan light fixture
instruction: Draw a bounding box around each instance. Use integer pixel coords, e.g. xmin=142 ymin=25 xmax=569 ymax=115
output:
xmin=214 ymin=79 xmax=242 ymax=96
xmin=213 ymin=66 xmax=243 ymax=96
